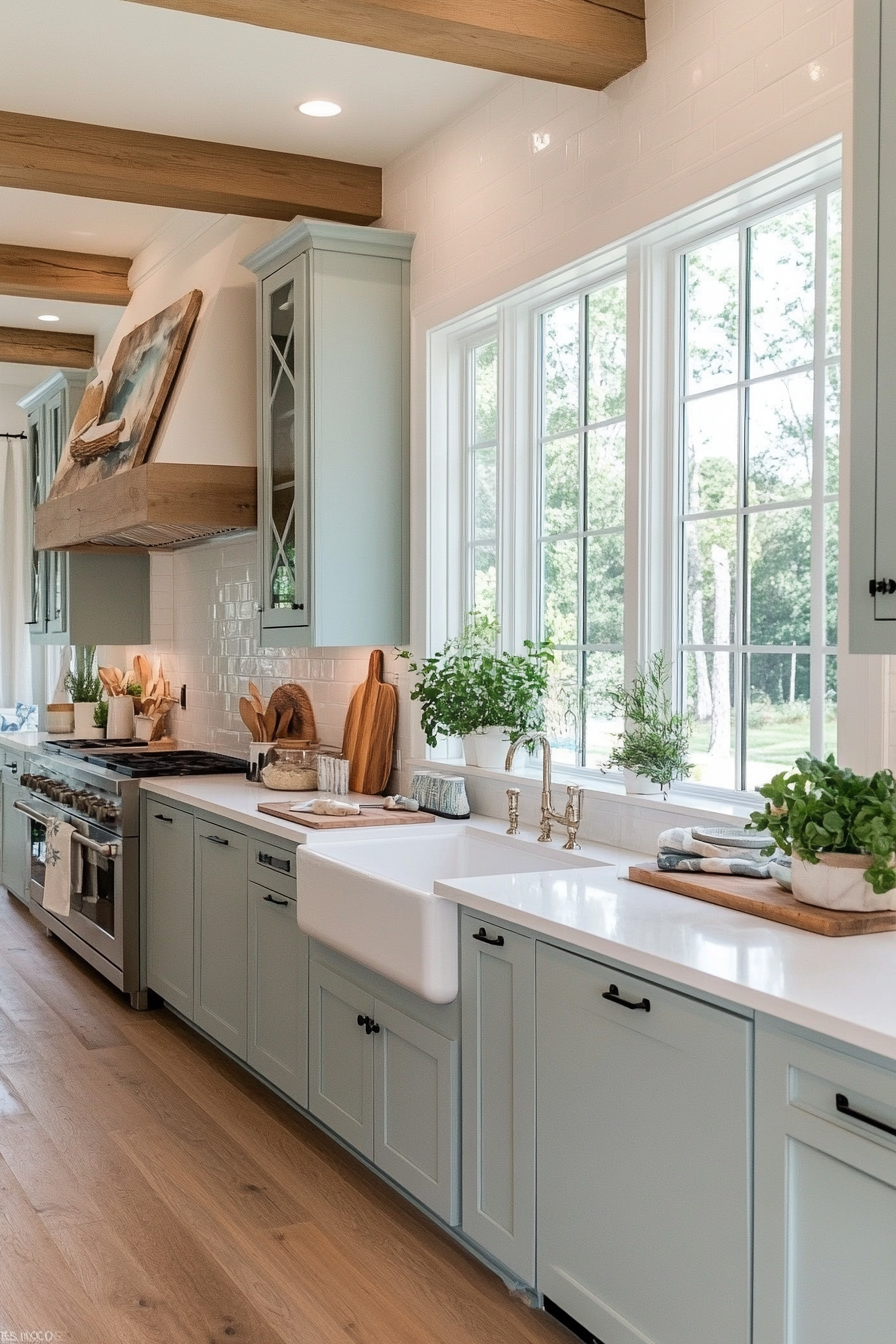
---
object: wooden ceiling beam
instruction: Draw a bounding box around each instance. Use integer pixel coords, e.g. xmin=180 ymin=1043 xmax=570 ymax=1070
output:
xmin=0 ymin=244 xmax=132 ymax=306
xmin=125 ymin=0 xmax=646 ymax=90
xmin=0 ymin=325 xmax=94 ymax=369
xmin=0 ymin=110 xmax=381 ymax=225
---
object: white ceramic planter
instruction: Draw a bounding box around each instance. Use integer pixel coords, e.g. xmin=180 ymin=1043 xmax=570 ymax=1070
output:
xmin=107 ymin=695 xmax=135 ymax=740
xmin=791 ymin=852 xmax=896 ymax=912
xmin=73 ymin=702 xmax=100 ymax=737
xmin=463 ymin=728 xmax=512 ymax=770
xmin=623 ymin=769 xmax=665 ymax=796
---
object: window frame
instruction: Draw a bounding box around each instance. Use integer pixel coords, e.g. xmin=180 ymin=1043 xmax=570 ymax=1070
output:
xmin=426 ymin=138 xmax=842 ymax=800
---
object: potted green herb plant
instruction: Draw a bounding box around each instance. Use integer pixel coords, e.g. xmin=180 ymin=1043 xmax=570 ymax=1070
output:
xmin=65 ymin=645 xmax=103 ymax=738
xmin=398 ymin=612 xmax=555 ymax=768
xmin=749 ymin=755 xmax=896 ymax=910
xmin=606 ymin=653 xmax=692 ymax=796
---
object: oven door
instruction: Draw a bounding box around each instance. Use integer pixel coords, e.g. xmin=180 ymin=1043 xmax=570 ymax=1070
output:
xmin=16 ymin=798 xmax=126 ymax=972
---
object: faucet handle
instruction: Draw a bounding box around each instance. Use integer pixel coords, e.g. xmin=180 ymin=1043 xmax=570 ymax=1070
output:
xmin=506 ymin=787 xmax=520 ymax=836
xmin=562 ymin=784 xmax=583 ymax=851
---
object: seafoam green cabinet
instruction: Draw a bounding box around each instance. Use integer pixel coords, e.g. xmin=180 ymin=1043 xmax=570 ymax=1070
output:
xmin=308 ymin=956 xmax=458 ymax=1223
xmin=193 ymin=817 xmax=248 ymax=1058
xmin=18 ymin=372 xmax=150 ymax=647
xmin=248 ymin=881 xmax=308 ymax=1107
xmin=242 ymin=220 xmax=413 ymax=650
xmin=754 ymin=1019 xmax=896 ymax=1344
xmin=0 ymin=755 xmax=29 ymax=904
xmin=144 ymin=798 xmax=195 ymax=1016
xmin=536 ymin=942 xmax=752 ymax=1344
xmin=460 ymin=912 xmax=535 ymax=1283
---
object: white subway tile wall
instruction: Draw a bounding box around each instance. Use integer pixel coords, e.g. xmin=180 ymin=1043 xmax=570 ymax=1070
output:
xmin=380 ymin=0 xmax=851 ymax=323
xmin=119 ymin=542 xmax=412 ymax=770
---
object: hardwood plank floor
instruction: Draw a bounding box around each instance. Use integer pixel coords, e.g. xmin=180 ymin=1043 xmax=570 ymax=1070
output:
xmin=0 ymin=890 xmax=567 ymax=1344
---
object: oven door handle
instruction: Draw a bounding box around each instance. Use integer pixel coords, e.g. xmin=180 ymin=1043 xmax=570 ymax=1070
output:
xmin=13 ymin=801 xmax=120 ymax=858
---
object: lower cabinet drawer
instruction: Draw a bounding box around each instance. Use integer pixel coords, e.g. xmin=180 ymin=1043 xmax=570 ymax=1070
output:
xmin=248 ymin=882 xmax=308 ymax=1107
xmin=250 ymin=839 xmax=298 ymax=898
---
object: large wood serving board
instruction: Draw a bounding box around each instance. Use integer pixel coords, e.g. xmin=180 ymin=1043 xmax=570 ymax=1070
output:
xmin=342 ymin=650 xmax=397 ymax=795
xmin=257 ymin=802 xmax=434 ymax=831
xmin=628 ymin=863 xmax=896 ymax=936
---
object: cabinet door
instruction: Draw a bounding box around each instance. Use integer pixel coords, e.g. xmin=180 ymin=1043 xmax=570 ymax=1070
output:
xmin=194 ymin=819 xmax=248 ymax=1057
xmin=373 ymin=998 xmax=458 ymax=1224
xmin=536 ymin=942 xmax=751 ymax=1344
xmin=754 ymin=1022 xmax=896 ymax=1344
xmin=248 ymin=883 xmax=308 ymax=1106
xmin=1 ymin=776 xmax=29 ymax=903
xmin=26 ymin=410 xmax=46 ymax=635
xmin=259 ymin=255 xmax=310 ymax=640
xmin=44 ymin=390 xmax=68 ymax=636
xmin=308 ymin=959 xmax=374 ymax=1159
xmin=144 ymin=802 xmax=195 ymax=1016
xmin=460 ymin=914 xmax=535 ymax=1282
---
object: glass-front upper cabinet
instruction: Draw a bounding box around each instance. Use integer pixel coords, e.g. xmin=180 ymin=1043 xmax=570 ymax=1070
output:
xmin=261 ymin=255 xmax=309 ymax=631
xmin=244 ymin=220 xmax=414 ymax=650
xmin=44 ymin=388 xmax=69 ymax=636
xmin=26 ymin=409 xmax=45 ymax=634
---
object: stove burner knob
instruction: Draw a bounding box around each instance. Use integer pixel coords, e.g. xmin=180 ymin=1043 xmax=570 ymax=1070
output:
xmin=59 ymin=789 xmax=76 ymax=806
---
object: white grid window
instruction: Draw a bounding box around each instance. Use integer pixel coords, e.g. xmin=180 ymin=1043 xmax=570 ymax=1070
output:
xmin=677 ymin=188 xmax=841 ymax=791
xmin=466 ymin=338 xmax=498 ymax=617
xmin=537 ymin=279 xmax=627 ymax=767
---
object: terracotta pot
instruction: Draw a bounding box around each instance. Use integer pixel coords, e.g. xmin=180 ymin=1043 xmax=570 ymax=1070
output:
xmin=791 ymin=852 xmax=896 ymax=912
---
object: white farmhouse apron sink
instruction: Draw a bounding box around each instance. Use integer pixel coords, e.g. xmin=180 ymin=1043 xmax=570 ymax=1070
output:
xmin=294 ymin=826 xmax=608 ymax=1002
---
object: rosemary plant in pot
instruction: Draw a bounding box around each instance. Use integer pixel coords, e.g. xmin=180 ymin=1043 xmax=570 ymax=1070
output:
xmin=65 ymin=646 xmax=103 ymax=738
xmin=398 ymin=612 xmax=555 ymax=768
xmin=606 ymin=653 xmax=692 ymax=796
xmin=749 ymin=755 xmax=896 ymax=911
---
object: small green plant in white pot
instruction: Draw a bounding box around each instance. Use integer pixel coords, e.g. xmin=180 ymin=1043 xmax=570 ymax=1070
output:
xmin=65 ymin=646 xmax=103 ymax=738
xmin=749 ymin=755 xmax=896 ymax=911
xmin=605 ymin=653 xmax=692 ymax=796
xmin=397 ymin=612 xmax=555 ymax=768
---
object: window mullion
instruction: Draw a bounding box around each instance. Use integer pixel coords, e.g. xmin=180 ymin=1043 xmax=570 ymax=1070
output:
xmin=736 ymin=221 xmax=750 ymax=792
xmin=810 ymin=189 xmax=830 ymax=756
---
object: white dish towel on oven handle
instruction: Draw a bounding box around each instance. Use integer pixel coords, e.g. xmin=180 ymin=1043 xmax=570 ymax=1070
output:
xmin=43 ymin=814 xmax=83 ymax=917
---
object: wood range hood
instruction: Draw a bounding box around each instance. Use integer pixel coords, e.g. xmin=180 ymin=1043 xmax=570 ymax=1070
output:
xmin=33 ymin=461 xmax=257 ymax=551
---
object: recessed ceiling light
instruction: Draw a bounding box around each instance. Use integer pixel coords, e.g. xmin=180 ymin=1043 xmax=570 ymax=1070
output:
xmin=38 ymin=314 xmax=60 ymax=322
xmin=297 ymin=100 xmax=342 ymax=118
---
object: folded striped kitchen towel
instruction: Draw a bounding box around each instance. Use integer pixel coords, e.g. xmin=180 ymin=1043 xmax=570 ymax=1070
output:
xmin=657 ymin=826 xmax=775 ymax=879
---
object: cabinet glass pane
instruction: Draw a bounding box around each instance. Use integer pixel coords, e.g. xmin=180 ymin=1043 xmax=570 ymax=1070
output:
xmin=269 ymin=279 xmax=296 ymax=609
xmin=28 ymin=421 xmax=43 ymax=627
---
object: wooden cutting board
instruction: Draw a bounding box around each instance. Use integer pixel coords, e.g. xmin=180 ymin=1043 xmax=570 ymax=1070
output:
xmin=257 ymin=801 xmax=433 ymax=830
xmin=628 ymin=863 xmax=896 ymax=936
xmin=342 ymin=649 xmax=397 ymax=794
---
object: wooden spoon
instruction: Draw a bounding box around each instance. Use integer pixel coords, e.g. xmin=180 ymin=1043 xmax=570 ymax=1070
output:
xmin=248 ymin=681 xmax=264 ymax=714
xmin=239 ymin=697 xmax=260 ymax=741
xmin=263 ymin=705 xmax=277 ymax=742
xmin=274 ymin=707 xmax=293 ymax=739
xmin=134 ymin=654 xmax=152 ymax=695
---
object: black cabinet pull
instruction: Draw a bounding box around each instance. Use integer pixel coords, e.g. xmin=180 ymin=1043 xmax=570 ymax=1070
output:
xmin=835 ymin=1092 xmax=896 ymax=1138
xmin=258 ymin=852 xmax=290 ymax=873
xmin=263 ymin=893 xmax=289 ymax=906
xmin=206 ymin=835 xmax=229 ymax=846
xmin=154 ymin=813 xmax=173 ymax=823
xmin=602 ymin=983 xmax=650 ymax=1012
xmin=473 ymin=927 xmax=504 ymax=946
xmin=357 ymin=1014 xmax=380 ymax=1035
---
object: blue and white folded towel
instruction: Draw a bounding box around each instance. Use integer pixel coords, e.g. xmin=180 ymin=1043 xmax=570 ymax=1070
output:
xmin=657 ymin=826 xmax=775 ymax=879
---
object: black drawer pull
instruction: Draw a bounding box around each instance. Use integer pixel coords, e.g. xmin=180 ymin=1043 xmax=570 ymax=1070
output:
xmin=263 ymin=893 xmax=289 ymax=906
xmin=357 ymin=1014 xmax=380 ymax=1035
xmin=602 ymin=983 xmax=650 ymax=1012
xmin=206 ymin=835 xmax=229 ymax=846
xmin=259 ymin=852 xmax=290 ymax=873
xmin=835 ymin=1092 xmax=896 ymax=1138
xmin=154 ymin=814 xmax=173 ymax=824
xmin=473 ymin=927 xmax=504 ymax=946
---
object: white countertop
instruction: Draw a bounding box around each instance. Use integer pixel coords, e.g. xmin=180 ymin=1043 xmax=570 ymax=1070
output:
xmin=62 ymin=770 xmax=896 ymax=1068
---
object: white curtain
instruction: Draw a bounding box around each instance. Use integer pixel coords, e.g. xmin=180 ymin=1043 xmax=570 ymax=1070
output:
xmin=0 ymin=433 xmax=33 ymax=706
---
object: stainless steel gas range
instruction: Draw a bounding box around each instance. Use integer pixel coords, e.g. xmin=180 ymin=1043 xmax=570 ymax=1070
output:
xmin=16 ymin=740 xmax=245 ymax=1008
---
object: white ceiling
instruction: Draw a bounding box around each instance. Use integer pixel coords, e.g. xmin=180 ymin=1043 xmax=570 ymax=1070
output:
xmin=0 ymin=0 xmax=505 ymax=378
xmin=0 ymin=0 xmax=505 ymax=165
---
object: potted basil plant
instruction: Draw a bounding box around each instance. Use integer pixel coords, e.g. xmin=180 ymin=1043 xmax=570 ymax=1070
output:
xmin=605 ymin=653 xmax=692 ymax=796
xmin=398 ymin=612 xmax=555 ymax=768
xmin=64 ymin=646 xmax=104 ymax=738
xmin=750 ymin=754 xmax=896 ymax=911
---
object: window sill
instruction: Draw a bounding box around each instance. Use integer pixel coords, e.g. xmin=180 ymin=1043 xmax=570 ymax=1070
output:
xmin=406 ymin=757 xmax=759 ymax=824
